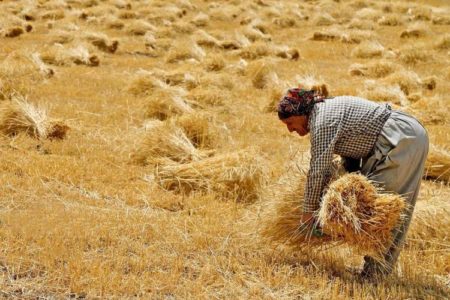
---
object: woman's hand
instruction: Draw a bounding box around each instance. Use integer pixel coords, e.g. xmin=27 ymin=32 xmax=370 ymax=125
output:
xmin=300 ymin=212 xmax=315 ymax=226
xmin=299 ymin=212 xmax=325 ymax=237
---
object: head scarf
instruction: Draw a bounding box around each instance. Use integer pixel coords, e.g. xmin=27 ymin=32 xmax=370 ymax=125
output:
xmin=277 ymin=87 xmax=326 ymax=119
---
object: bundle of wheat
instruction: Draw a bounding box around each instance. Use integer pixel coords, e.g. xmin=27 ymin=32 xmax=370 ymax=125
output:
xmin=360 ymin=80 xmax=407 ymax=106
xmin=272 ymin=17 xmax=296 ymax=28
xmin=127 ymin=71 xmax=170 ymax=96
xmin=400 ymin=23 xmax=429 ymax=38
xmin=351 ymin=41 xmax=384 ymax=58
xmin=0 ymin=97 xmax=68 ymax=140
xmin=310 ymin=30 xmax=340 ymax=41
xmin=382 ymin=70 xmax=422 ymax=95
xmin=30 ymin=53 xmax=54 ymax=78
xmin=193 ymin=30 xmax=221 ymax=48
xmin=83 ymin=32 xmax=119 ymax=53
xmin=311 ymin=13 xmax=335 ymax=26
xmin=424 ymin=145 xmax=450 ymax=183
xmin=191 ymin=12 xmax=209 ymax=27
xmin=349 ymin=60 xmax=398 ymax=78
xmin=187 ymin=86 xmax=227 ymax=106
xmin=408 ymin=199 xmax=450 ymax=241
xmin=173 ymin=112 xmax=217 ymax=148
xmin=435 ymin=34 xmax=450 ymax=50
xmin=127 ymin=20 xmax=156 ymax=36
xmin=204 ymin=54 xmax=226 ymax=72
xmin=274 ymin=46 xmax=300 ymax=60
xmin=246 ymin=60 xmax=279 ymax=89
xmin=238 ymin=42 xmax=272 ymax=60
xmin=242 ymin=26 xmax=271 ymax=42
xmin=378 ymin=14 xmax=404 ymax=26
xmin=166 ymin=40 xmax=205 ymax=63
xmin=40 ymin=45 xmax=99 ymax=67
xmin=318 ymin=174 xmax=406 ymax=257
xmin=347 ymin=19 xmax=377 ymax=31
xmin=1 ymin=26 xmax=24 ymax=38
xmin=398 ymin=47 xmax=429 ymax=65
xmin=131 ymin=122 xmax=203 ymax=166
xmin=155 ymin=149 xmax=266 ymax=202
xmin=144 ymin=89 xmax=193 ymax=121
xmin=0 ymin=98 xmax=48 ymax=138
xmin=295 ymin=75 xmax=329 ymax=97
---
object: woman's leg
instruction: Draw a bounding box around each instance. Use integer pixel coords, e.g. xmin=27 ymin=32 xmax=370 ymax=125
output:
xmin=360 ymin=112 xmax=429 ymax=277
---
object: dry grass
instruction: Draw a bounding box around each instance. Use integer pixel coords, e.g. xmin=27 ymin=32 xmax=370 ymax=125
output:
xmin=155 ymin=149 xmax=266 ymax=203
xmin=131 ymin=121 xmax=204 ymax=166
xmin=351 ymin=40 xmax=385 ymax=58
xmin=143 ymin=89 xmax=193 ymax=121
xmin=0 ymin=97 xmax=68 ymax=139
xmin=360 ymin=80 xmax=408 ymax=105
xmin=173 ymin=112 xmax=218 ymax=148
xmin=349 ymin=60 xmax=399 ymax=78
xmin=424 ymin=145 xmax=450 ymax=183
xmin=0 ymin=0 xmax=449 ymax=298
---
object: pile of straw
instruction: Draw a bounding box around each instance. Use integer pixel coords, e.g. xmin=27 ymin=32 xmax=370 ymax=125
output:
xmin=349 ymin=60 xmax=398 ymax=78
xmin=0 ymin=97 xmax=68 ymax=140
xmin=246 ymin=60 xmax=279 ymax=89
xmin=173 ymin=112 xmax=217 ymax=148
xmin=131 ymin=122 xmax=203 ymax=166
xmin=351 ymin=41 xmax=385 ymax=58
xmin=144 ymin=89 xmax=193 ymax=121
xmin=318 ymin=174 xmax=406 ymax=256
xmin=155 ymin=149 xmax=266 ymax=203
xmin=408 ymin=198 xmax=450 ymax=241
xmin=360 ymin=80 xmax=407 ymax=105
xmin=424 ymin=145 xmax=450 ymax=183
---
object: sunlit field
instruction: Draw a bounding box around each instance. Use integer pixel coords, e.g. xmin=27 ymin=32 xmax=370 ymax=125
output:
xmin=0 ymin=0 xmax=449 ymax=298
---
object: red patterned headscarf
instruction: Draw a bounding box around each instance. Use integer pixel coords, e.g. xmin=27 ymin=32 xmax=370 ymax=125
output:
xmin=277 ymin=87 xmax=326 ymax=119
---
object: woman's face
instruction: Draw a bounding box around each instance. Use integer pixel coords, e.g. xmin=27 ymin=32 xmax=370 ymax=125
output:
xmin=281 ymin=115 xmax=309 ymax=136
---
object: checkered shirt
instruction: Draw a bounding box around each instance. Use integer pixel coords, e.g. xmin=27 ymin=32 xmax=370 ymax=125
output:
xmin=304 ymin=96 xmax=392 ymax=213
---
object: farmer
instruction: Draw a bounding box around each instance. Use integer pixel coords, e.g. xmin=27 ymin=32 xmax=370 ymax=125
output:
xmin=277 ymin=87 xmax=429 ymax=278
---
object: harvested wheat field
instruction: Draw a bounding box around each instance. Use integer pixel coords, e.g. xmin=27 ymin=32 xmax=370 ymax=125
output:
xmin=1 ymin=0 xmax=449 ymax=298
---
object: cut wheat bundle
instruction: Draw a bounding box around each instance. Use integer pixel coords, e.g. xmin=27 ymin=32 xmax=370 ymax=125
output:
xmin=408 ymin=199 xmax=450 ymax=242
xmin=40 ymin=44 xmax=99 ymax=67
xmin=83 ymin=32 xmax=119 ymax=53
xmin=400 ymin=22 xmax=429 ymax=39
xmin=172 ymin=112 xmax=218 ymax=148
xmin=144 ymin=89 xmax=193 ymax=121
xmin=294 ymin=74 xmax=329 ymax=97
xmin=30 ymin=53 xmax=54 ymax=78
xmin=360 ymin=80 xmax=407 ymax=106
xmin=0 ymin=97 xmax=68 ymax=139
xmin=127 ymin=71 xmax=171 ymax=96
xmin=351 ymin=41 xmax=384 ymax=58
xmin=166 ymin=40 xmax=205 ymax=63
xmin=246 ymin=60 xmax=279 ymax=89
xmin=155 ymin=149 xmax=266 ymax=203
xmin=349 ymin=60 xmax=399 ymax=78
xmin=424 ymin=145 xmax=450 ymax=183
xmin=318 ymin=174 xmax=407 ymax=257
xmin=131 ymin=121 xmax=203 ymax=166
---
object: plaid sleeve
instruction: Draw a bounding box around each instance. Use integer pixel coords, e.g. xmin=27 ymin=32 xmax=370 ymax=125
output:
xmin=303 ymin=125 xmax=338 ymax=213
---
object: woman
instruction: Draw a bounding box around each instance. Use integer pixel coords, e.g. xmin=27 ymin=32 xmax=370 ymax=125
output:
xmin=277 ymin=87 xmax=429 ymax=279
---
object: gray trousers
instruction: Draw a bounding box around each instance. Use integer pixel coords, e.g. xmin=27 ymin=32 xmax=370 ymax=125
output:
xmin=360 ymin=110 xmax=429 ymax=274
